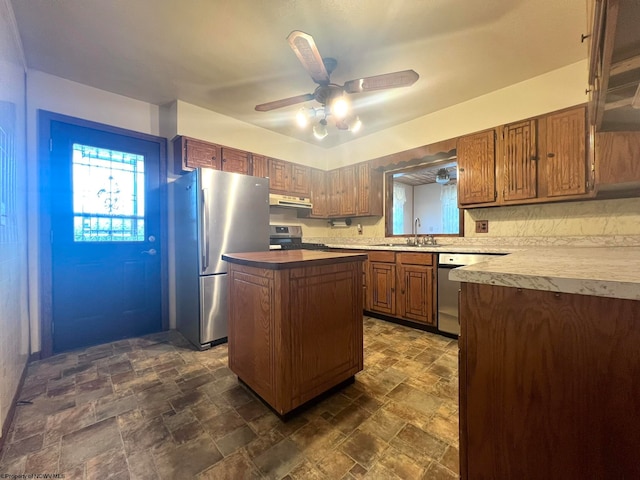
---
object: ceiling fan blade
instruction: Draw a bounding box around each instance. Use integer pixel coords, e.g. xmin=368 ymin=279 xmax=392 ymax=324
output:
xmin=343 ymin=69 xmax=419 ymax=94
xmin=255 ymin=93 xmax=315 ymax=112
xmin=287 ymin=30 xmax=330 ymax=85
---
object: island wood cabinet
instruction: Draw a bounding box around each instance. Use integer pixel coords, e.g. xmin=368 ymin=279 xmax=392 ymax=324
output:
xmin=458 ymin=106 xmax=592 ymax=207
xmin=459 ymin=282 xmax=640 ymax=479
xmin=225 ymin=251 xmax=365 ymax=415
xmin=366 ymin=251 xmax=436 ymax=327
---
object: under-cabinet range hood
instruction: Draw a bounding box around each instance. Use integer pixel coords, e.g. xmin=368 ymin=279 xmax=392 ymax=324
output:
xmin=269 ymin=193 xmax=313 ymax=209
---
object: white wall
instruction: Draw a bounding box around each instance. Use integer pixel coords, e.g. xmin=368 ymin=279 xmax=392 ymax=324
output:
xmin=0 ymin=0 xmax=28 ymax=438
xmin=414 ymin=183 xmax=443 ymax=234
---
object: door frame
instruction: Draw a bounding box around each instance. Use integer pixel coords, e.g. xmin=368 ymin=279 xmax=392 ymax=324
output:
xmin=38 ymin=110 xmax=169 ymax=358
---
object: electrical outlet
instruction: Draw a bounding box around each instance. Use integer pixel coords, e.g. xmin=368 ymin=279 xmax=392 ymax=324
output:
xmin=475 ymin=220 xmax=489 ymax=233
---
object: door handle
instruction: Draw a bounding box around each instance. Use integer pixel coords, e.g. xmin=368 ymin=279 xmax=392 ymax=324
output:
xmin=142 ymin=248 xmax=157 ymax=256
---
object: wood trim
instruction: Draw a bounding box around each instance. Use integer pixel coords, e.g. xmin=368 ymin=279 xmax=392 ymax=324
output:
xmin=37 ymin=110 xmax=169 ymax=358
xmin=368 ymin=139 xmax=457 ymax=170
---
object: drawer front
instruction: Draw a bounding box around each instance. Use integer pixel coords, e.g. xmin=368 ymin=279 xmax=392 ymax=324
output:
xmin=397 ymin=252 xmax=433 ymax=266
xmin=368 ymin=251 xmax=396 ymax=263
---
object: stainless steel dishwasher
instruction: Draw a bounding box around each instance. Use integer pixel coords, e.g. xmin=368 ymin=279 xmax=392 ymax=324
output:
xmin=437 ymin=253 xmax=502 ymax=336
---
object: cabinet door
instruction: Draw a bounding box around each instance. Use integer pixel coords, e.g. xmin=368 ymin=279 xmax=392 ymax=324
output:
xmin=327 ymin=170 xmax=341 ymax=216
xmin=357 ymin=163 xmax=383 ymax=216
xmin=251 ymin=154 xmax=269 ymax=178
xmin=368 ymin=262 xmax=396 ymax=315
xmin=221 ymin=147 xmax=250 ymax=174
xmin=268 ymin=158 xmax=291 ymax=192
xmin=457 ymin=130 xmax=496 ymax=205
xmin=545 ymin=107 xmax=587 ymax=197
xmin=309 ymin=168 xmax=328 ymax=218
xmin=503 ymin=120 xmax=538 ymax=201
xmin=340 ymin=166 xmax=358 ymax=216
xmin=175 ymin=136 xmax=221 ymax=172
xmin=595 ymin=131 xmax=640 ymax=188
xmin=398 ymin=264 xmax=435 ymax=325
xmin=290 ymin=164 xmax=310 ymax=196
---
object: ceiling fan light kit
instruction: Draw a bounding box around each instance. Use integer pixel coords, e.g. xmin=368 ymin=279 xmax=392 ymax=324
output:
xmin=435 ymin=168 xmax=451 ymax=185
xmin=255 ymin=30 xmax=419 ymax=141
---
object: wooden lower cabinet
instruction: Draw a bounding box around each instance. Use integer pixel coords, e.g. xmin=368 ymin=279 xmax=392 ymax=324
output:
xmin=459 ymin=282 xmax=640 ymax=479
xmin=366 ymin=251 xmax=436 ymax=327
xmin=368 ymin=255 xmax=396 ymax=315
xmin=397 ymin=253 xmax=436 ymax=325
xmin=227 ymin=257 xmax=364 ymax=415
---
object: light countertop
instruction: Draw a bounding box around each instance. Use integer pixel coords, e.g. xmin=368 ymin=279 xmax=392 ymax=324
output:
xmin=318 ymin=240 xmax=640 ymax=301
xmin=448 ymin=246 xmax=640 ymax=301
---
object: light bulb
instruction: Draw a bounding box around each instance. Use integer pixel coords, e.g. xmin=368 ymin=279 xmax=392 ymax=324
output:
xmin=296 ymin=108 xmax=309 ymax=128
xmin=332 ymin=97 xmax=349 ymax=119
xmin=313 ymin=120 xmax=328 ymax=140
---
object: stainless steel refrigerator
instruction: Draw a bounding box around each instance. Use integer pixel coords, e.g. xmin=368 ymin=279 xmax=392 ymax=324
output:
xmin=172 ymin=168 xmax=270 ymax=350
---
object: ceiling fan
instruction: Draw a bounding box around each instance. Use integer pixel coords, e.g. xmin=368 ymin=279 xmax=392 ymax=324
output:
xmin=255 ymin=31 xmax=419 ymax=135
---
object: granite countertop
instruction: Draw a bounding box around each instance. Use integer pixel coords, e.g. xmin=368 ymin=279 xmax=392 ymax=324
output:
xmin=448 ymin=246 xmax=640 ymax=301
xmin=324 ymin=242 xmax=523 ymax=254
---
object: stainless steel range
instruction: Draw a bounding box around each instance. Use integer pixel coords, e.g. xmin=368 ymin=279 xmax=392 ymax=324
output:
xmin=269 ymin=225 xmax=327 ymax=250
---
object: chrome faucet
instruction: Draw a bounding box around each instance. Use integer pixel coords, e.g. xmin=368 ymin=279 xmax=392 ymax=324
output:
xmin=413 ymin=217 xmax=421 ymax=245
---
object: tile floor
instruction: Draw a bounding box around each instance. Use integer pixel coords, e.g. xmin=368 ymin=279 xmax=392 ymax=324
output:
xmin=0 ymin=317 xmax=459 ymax=479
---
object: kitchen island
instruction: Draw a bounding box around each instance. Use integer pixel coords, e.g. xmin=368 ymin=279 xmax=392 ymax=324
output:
xmin=221 ymin=250 xmax=367 ymax=416
xmin=451 ymin=247 xmax=640 ymax=479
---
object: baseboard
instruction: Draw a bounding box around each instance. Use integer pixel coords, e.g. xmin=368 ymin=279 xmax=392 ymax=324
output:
xmin=0 ymin=357 xmax=30 ymax=453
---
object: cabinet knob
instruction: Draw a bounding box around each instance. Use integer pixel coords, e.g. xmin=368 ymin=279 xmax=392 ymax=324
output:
xmin=459 ymin=168 xmax=465 ymax=173
xmin=547 ymin=153 xmax=555 ymax=158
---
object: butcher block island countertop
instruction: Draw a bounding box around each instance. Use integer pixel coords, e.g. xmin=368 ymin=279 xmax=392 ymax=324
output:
xmin=221 ymin=250 xmax=367 ymax=416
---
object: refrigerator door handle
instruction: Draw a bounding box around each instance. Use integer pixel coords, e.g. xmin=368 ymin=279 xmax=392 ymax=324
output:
xmin=201 ymin=188 xmax=209 ymax=272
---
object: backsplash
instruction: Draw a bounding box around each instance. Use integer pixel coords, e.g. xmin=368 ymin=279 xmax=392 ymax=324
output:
xmin=464 ymin=197 xmax=640 ymax=237
xmin=273 ymin=197 xmax=640 ymax=242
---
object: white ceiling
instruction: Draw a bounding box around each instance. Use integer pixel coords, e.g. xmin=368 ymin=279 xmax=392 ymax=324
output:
xmin=11 ymin=0 xmax=588 ymax=148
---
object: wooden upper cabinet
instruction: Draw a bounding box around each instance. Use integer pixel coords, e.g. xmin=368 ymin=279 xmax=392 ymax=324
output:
xmin=545 ymin=107 xmax=587 ymax=197
xmin=290 ymin=164 xmax=310 ymax=196
xmin=221 ymin=147 xmax=250 ymax=175
xmin=357 ymin=163 xmax=383 ymax=216
xmin=268 ymin=158 xmax=291 ymax=192
xmin=340 ymin=166 xmax=358 ymax=216
xmin=457 ymin=130 xmax=496 ymax=206
xmin=251 ymin=154 xmax=269 ymax=178
xmin=502 ymin=120 xmax=538 ymax=202
xmin=595 ymin=131 xmax=640 ymax=191
xmin=309 ymin=168 xmax=328 ymax=218
xmin=327 ymin=170 xmax=341 ymax=216
xmin=173 ymin=136 xmax=221 ymax=173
